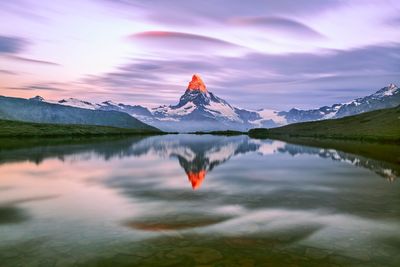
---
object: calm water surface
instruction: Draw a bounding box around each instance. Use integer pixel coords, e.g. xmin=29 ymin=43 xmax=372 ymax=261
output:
xmin=0 ymin=135 xmax=399 ymax=266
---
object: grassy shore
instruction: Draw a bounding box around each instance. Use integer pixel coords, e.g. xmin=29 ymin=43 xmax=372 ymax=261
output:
xmin=0 ymin=119 xmax=162 ymax=138
xmin=249 ymin=106 xmax=400 ymax=143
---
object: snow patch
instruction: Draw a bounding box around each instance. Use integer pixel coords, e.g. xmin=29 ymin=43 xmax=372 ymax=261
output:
xmin=155 ymin=102 xmax=196 ymax=117
xmin=205 ymin=142 xmax=239 ymax=163
xmin=206 ymin=101 xmax=241 ymax=122
xmin=251 ymin=109 xmax=287 ymax=125
xmin=47 ymin=98 xmax=99 ymax=110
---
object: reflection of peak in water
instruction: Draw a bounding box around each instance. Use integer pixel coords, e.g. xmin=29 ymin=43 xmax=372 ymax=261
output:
xmin=186 ymin=170 xmax=207 ymax=190
xmin=1 ymin=134 xmax=397 ymax=184
xmin=279 ymin=144 xmax=399 ymax=182
xmin=170 ymin=135 xmax=259 ymax=189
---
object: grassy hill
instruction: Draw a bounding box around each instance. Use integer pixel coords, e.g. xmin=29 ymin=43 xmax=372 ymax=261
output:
xmin=249 ymin=106 xmax=400 ymax=142
xmin=0 ymin=119 xmax=161 ymax=138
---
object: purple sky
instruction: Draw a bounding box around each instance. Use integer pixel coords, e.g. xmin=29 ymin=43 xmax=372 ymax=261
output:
xmin=0 ymin=0 xmax=399 ymax=110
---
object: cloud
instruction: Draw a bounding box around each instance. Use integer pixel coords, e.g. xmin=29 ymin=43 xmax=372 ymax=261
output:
xmin=0 ymin=1 xmax=45 ymax=21
xmin=79 ymin=43 xmax=400 ymax=109
xmin=99 ymin=0 xmax=342 ymax=26
xmin=386 ymin=16 xmax=400 ymax=26
xmin=0 ymin=36 xmax=28 ymax=54
xmin=8 ymin=84 xmax=65 ymax=91
xmin=131 ymin=31 xmax=239 ymax=47
xmin=129 ymin=31 xmax=244 ymax=54
xmin=2 ymin=0 xmax=397 ymax=111
xmin=0 ymin=35 xmax=58 ymax=66
xmin=4 ymin=55 xmax=59 ymax=66
xmin=240 ymin=43 xmax=400 ymax=76
xmin=229 ymin=16 xmax=325 ymax=39
xmin=0 ymin=69 xmax=17 ymax=75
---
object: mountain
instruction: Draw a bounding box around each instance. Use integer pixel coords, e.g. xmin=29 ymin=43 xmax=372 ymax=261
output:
xmin=0 ymin=96 xmax=159 ymax=131
xmin=39 ymin=97 xmax=155 ymax=124
xmin=31 ymin=75 xmax=399 ymax=132
xmin=148 ymin=74 xmax=263 ymax=131
xmin=34 ymin=74 xmax=279 ymax=132
xmin=150 ymin=74 xmax=290 ymax=131
xmin=249 ymin=105 xmax=400 ymax=142
xmin=279 ymin=83 xmax=399 ymax=123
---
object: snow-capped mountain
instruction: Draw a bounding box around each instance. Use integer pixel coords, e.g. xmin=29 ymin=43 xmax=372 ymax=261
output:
xmin=33 ymin=74 xmax=285 ymax=132
xmin=4 ymin=95 xmax=158 ymax=131
xmin=31 ymin=96 xmax=154 ymax=123
xmin=150 ymin=74 xmax=272 ymax=131
xmin=279 ymin=83 xmax=399 ymax=123
xmin=147 ymin=74 xmax=288 ymax=131
xmin=335 ymin=83 xmax=399 ymax=118
xmin=32 ymin=75 xmax=399 ymax=132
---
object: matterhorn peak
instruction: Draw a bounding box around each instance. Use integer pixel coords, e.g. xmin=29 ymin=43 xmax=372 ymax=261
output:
xmin=187 ymin=170 xmax=206 ymax=190
xmin=187 ymin=74 xmax=207 ymax=92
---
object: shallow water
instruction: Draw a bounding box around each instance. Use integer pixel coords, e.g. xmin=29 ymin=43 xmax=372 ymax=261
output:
xmin=0 ymin=134 xmax=399 ymax=266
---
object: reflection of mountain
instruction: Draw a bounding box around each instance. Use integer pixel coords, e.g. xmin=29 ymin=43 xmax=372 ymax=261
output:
xmin=0 ymin=135 xmax=259 ymax=189
xmin=278 ymin=143 xmax=399 ymax=182
xmin=187 ymin=170 xmax=206 ymax=189
xmin=131 ymin=135 xmax=259 ymax=189
xmin=0 ymin=135 xmax=398 ymax=186
xmin=175 ymin=136 xmax=259 ymax=189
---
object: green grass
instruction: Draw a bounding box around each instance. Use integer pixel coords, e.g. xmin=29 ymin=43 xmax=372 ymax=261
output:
xmin=249 ymin=106 xmax=400 ymax=142
xmin=0 ymin=119 xmax=162 ymax=138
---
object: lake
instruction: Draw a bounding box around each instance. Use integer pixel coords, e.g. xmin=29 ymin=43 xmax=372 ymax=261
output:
xmin=0 ymin=134 xmax=399 ymax=266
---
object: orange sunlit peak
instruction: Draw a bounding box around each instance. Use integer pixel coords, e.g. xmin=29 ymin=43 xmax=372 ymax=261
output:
xmin=186 ymin=170 xmax=206 ymax=190
xmin=187 ymin=74 xmax=207 ymax=92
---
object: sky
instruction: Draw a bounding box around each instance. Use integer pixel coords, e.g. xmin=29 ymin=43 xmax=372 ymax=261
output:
xmin=0 ymin=0 xmax=399 ymax=110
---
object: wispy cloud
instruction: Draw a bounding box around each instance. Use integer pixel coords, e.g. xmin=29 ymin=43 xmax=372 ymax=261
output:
xmin=99 ymin=0 xmax=343 ymax=26
xmin=5 ymin=55 xmax=59 ymax=66
xmin=229 ymin=16 xmax=325 ymax=39
xmin=1 ymin=0 xmax=399 ymax=109
xmin=131 ymin=31 xmax=240 ymax=48
xmin=79 ymin=43 xmax=400 ymax=109
xmin=129 ymin=31 xmax=245 ymax=55
xmin=0 ymin=69 xmax=18 ymax=75
xmin=8 ymin=84 xmax=66 ymax=92
xmin=0 ymin=36 xmax=28 ymax=54
xmin=0 ymin=35 xmax=58 ymax=66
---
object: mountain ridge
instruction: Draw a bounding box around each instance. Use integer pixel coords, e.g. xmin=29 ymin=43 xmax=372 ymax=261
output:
xmin=24 ymin=75 xmax=400 ymax=132
xmin=0 ymin=95 xmax=160 ymax=131
xmin=249 ymin=105 xmax=400 ymax=142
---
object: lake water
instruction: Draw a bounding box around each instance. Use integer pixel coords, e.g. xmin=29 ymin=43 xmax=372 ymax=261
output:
xmin=0 ymin=134 xmax=399 ymax=266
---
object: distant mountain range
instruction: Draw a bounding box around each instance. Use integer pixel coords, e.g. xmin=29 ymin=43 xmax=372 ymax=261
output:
xmin=0 ymin=96 xmax=158 ymax=131
xmin=249 ymin=105 xmax=400 ymax=142
xmin=2 ymin=75 xmax=399 ymax=132
xmin=280 ymin=83 xmax=399 ymax=123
